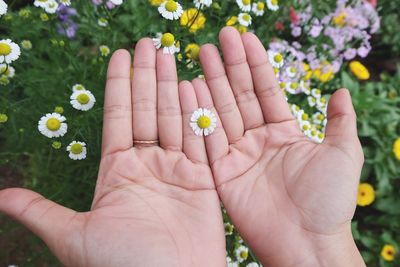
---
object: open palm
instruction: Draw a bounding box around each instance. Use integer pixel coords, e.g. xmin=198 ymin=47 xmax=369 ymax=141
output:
xmin=195 ymin=27 xmax=365 ymax=267
xmin=0 ymin=39 xmax=226 ymax=267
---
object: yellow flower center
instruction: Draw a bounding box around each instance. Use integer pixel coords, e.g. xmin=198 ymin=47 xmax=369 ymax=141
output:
xmin=279 ymin=82 xmax=286 ymax=89
xmin=289 ymin=66 xmax=296 ymax=73
xmin=257 ymin=2 xmax=264 ymax=10
xmin=271 ymin=0 xmax=278 ymax=5
xmin=240 ymin=251 xmax=248 ymax=259
xmin=243 ymin=13 xmax=251 ymax=22
xmin=0 ymin=43 xmax=12 ymax=56
xmin=197 ymin=115 xmax=211 ymax=129
xmin=77 ymin=93 xmax=90 ymax=104
xmin=274 ymin=53 xmax=283 ymax=63
xmin=318 ymin=133 xmax=325 ymax=139
xmin=46 ymin=118 xmax=61 ymax=131
xmin=243 ymin=0 xmax=251 ymax=5
xmin=70 ymin=143 xmax=83 ymax=154
xmin=161 ymin=33 xmax=175 ymax=47
xmin=302 ymin=124 xmax=310 ymax=130
xmin=301 ymin=113 xmax=309 ymax=120
xmin=290 ymin=82 xmax=298 ymax=89
xmin=165 ymin=0 xmax=178 ymax=12
xmin=317 ymin=114 xmax=325 ymax=120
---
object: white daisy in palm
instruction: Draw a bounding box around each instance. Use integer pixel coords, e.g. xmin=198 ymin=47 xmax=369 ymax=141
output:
xmin=311 ymin=88 xmax=321 ymax=98
xmin=0 ymin=39 xmax=21 ymax=64
xmin=247 ymin=263 xmax=260 ymax=267
xmin=307 ymin=96 xmax=317 ymax=107
xmin=59 ymin=0 xmax=71 ymax=6
xmin=236 ymin=0 xmax=251 ymax=12
xmin=153 ymin=32 xmax=180 ymax=55
xmin=0 ymin=0 xmax=8 ymax=16
xmin=226 ymin=257 xmax=239 ymax=267
xmin=268 ymin=50 xmax=284 ymax=68
xmin=67 ymin=141 xmax=87 ymax=160
xmin=70 ymin=90 xmax=96 ymax=111
xmin=266 ymin=0 xmax=279 ymax=11
xmin=299 ymin=119 xmax=311 ymax=135
xmin=235 ymin=245 xmax=249 ymax=263
xmin=158 ymin=0 xmax=183 ymax=20
xmin=0 ymin=64 xmax=15 ymax=78
xmin=72 ymin=84 xmax=86 ymax=92
xmin=238 ymin=12 xmax=252 ymax=27
xmin=38 ymin=113 xmax=68 ymax=138
xmin=252 ymin=1 xmax=265 ymax=16
xmin=190 ymin=108 xmax=217 ymax=136
xmin=285 ymin=81 xmax=299 ymax=94
xmin=194 ymin=0 xmax=212 ymax=9
xmin=312 ymin=112 xmax=325 ymax=124
xmin=34 ymin=0 xmax=49 ymax=8
xmin=285 ymin=66 xmax=297 ymax=78
xmin=44 ymin=0 xmax=59 ymax=14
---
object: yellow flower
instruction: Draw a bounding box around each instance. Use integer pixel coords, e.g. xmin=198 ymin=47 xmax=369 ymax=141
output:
xmin=333 ymin=12 xmax=346 ymax=27
xmin=185 ymin=43 xmax=200 ymax=61
xmin=357 ymin=183 xmax=375 ymax=206
xmin=180 ymin=8 xmax=206 ymax=33
xmin=381 ymin=245 xmax=396 ymax=261
xmin=226 ymin=16 xmax=237 ymax=26
xmin=0 ymin=113 xmax=8 ymax=123
xmin=236 ymin=25 xmax=248 ymax=34
xmin=393 ymin=138 xmax=400 ymax=160
xmin=349 ymin=61 xmax=370 ymax=80
xmin=319 ymin=70 xmax=334 ymax=83
xmin=149 ymin=0 xmax=165 ymax=6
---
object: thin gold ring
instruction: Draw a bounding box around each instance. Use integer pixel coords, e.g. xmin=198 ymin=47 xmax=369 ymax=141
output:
xmin=133 ymin=140 xmax=159 ymax=145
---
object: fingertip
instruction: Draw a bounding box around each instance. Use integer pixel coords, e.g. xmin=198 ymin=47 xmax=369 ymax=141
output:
xmin=107 ymin=49 xmax=131 ymax=78
xmin=219 ymin=26 xmax=240 ymax=41
xmin=327 ymin=88 xmax=355 ymax=119
xmin=199 ymin=43 xmax=219 ymax=61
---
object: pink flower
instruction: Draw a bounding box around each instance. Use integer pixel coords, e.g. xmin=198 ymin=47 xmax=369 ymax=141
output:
xmin=290 ymin=7 xmax=299 ymax=25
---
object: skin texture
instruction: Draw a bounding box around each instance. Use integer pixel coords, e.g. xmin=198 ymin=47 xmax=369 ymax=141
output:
xmin=0 ymin=39 xmax=226 ymax=267
xmin=195 ymin=27 xmax=365 ymax=267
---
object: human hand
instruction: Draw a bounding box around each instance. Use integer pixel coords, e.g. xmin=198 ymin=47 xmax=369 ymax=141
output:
xmin=0 ymin=39 xmax=226 ymax=267
xmin=195 ymin=26 xmax=365 ymax=267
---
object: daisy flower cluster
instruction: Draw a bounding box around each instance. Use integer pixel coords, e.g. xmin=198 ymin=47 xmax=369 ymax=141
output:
xmin=267 ymin=40 xmax=328 ymax=143
xmin=289 ymin=0 xmax=379 ymax=63
xmin=37 ymin=84 xmax=96 ymax=160
xmin=33 ymin=0 xmax=68 ymax=14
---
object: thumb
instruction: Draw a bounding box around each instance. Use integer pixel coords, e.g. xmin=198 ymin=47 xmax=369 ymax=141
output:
xmin=0 ymin=188 xmax=81 ymax=256
xmin=324 ymin=88 xmax=364 ymax=164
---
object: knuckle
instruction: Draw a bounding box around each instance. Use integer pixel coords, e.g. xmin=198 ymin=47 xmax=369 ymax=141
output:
xmin=104 ymin=105 xmax=131 ymax=119
xmin=217 ymin=101 xmax=237 ymax=115
xmin=132 ymin=98 xmax=157 ymax=112
xmin=257 ymin=84 xmax=281 ymax=99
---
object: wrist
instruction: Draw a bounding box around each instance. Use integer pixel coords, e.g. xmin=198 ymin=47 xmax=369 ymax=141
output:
xmin=258 ymin=225 xmax=365 ymax=267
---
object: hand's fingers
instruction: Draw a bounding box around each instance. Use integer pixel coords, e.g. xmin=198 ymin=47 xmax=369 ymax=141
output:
xmin=178 ymin=81 xmax=208 ymax=164
xmin=132 ymin=38 xmax=158 ymax=142
xmin=219 ymin=27 xmax=264 ymax=130
xmin=192 ymin=78 xmax=229 ymax=164
xmin=199 ymin=44 xmax=244 ymax=144
xmin=324 ymin=89 xmax=364 ymax=164
xmin=156 ymin=50 xmax=182 ymax=151
xmin=241 ymin=32 xmax=295 ymax=124
xmin=0 ymin=188 xmax=81 ymax=258
xmin=102 ymin=49 xmax=133 ymax=156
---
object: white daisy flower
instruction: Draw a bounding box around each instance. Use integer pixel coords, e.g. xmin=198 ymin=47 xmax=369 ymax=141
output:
xmin=310 ymin=129 xmax=325 ymax=143
xmin=194 ymin=0 xmax=212 ymax=9
xmin=224 ymin=222 xmax=234 ymax=235
xmin=238 ymin=12 xmax=252 ymax=27
xmin=285 ymin=66 xmax=297 ymax=78
xmin=316 ymin=97 xmax=327 ymax=110
xmin=67 ymin=141 xmax=87 ymax=160
xmin=190 ymin=108 xmax=217 ymax=136
xmin=0 ymin=64 xmax=15 ymax=78
xmin=252 ymin=2 xmax=265 ymax=16
xmin=0 ymin=39 xmax=21 ymax=64
xmin=34 ymin=0 xmax=49 ymax=8
xmin=285 ymin=81 xmax=299 ymax=94
xmin=38 ymin=113 xmax=68 ymax=138
xmin=290 ymin=104 xmax=301 ymax=116
xmin=227 ymin=257 xmax=239 ymax=267
xmin=301 ymin=80 xmax=311 ymax=95
xmin=158 ymin=0 xmax=183 ymax=20
xmin=153 ymin=32 xmax=180 ymax=55
xmin=98 ymin=17 xmax=108 ymax=27
xmin=307 ymin=96 xmax=317 ymax=107
xmin=0 ymin=0 xmax=8 ymax=16
xmin=72 ymin=84 xmax=86 ymax=92
xmin=268 ymin=50 xmax=284 ymax=68
xmin=110 ymin=0 xmax=123 ymax=5
xmin=266 ymin=0 xmax=279 ymax=11
xmin=312 ymin=112 xmax=325 ymax=124
xmin=247 ymin=263 xmax=260 ymax=267
xmin=70 ymin=90 xmax=96 ymax=111
xmin=99 ymin=45 xmax=110 ymax=56
xmin=44 ymin=0 xmax=59 ymax=14
xmin=236 ymin=0 xmax=251 ymax=12
xmin=59 ymin=0 xmax=71 ymax=6
xmin=299 ymin=120 xmax=311 ymax=135
xmin=235 ymin=245 xmax=249 ymax=263
xmin=311 ymin=88 xmax=321 ymax=98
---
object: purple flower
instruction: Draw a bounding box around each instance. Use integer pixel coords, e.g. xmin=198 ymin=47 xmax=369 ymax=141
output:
xmin=309 ymin=24 xmax=323 ymax=37
xmin=106 ymin=1 xmax=115 ymax=9
xmin=357 ymin=46 xmax=370 ymax=58
xmin=344 ymin=48 xmax=357 ymax=60
xmin=291 ymin=26 xmax=302 ymax=37
xmin=57 ymin=4 xmax=77 ymax=22
xmin=92 ymin=0 xmax=103 ymax=5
